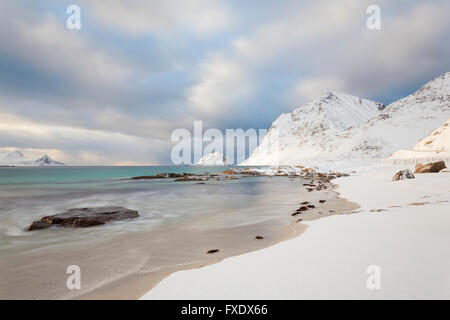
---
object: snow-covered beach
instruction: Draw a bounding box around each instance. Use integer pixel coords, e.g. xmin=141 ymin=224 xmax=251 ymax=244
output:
xmin=142 ymin=162 xmax=450 ymax=299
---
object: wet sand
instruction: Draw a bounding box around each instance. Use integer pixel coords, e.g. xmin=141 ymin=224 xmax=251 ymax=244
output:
xmin=0 ymin=179 xmax=358 ymax=300
xmin=80 ymin=183 xmax=358 ymax=300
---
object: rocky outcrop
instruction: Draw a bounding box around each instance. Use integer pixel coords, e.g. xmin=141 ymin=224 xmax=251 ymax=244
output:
xmin=392 ymin=169 xmax=415 ymax=181
xmin=414 ymin=161 xmax=447 ymax=173
xmin=27 ymin=206 xmax=139 ymax=231
xmin=131 ymin=173 xmax=186 ymax=180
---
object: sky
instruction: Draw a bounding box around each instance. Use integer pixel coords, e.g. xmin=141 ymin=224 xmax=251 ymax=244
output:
xmin=0 ymin=0 xmax=449 ymax=165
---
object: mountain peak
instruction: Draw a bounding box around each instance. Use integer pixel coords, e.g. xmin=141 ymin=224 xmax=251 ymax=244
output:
xmin=243 ymin=71 xmax=450 ymax=165
xmin=0 ymin=150 xmax=64 ymax=166
xmin=34 ymin=154 xmax=64 ymax=166
xmin=197 ymin=152 xmax=231 ymax=166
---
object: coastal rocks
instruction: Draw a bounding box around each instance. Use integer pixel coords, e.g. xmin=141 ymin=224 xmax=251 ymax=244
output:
xmin=292 ymin=206 xmax=309 ymax=216
xmin=175 ymin=176 xmax=207 ymax=182
xmin=131 ymin=173 xmax=186 ymax=180
xmin=392 ymin=169 xmax=415 ymax=181
xmin=414 ymin=161 xmax=446 ymax=173
xmin=131 ymin=172 xmax=226 ymax=182
xmin=26 ymin=206 xmax=139 ymax=231
xmin=27 ymin=221 xmax=52 ymax=231
xmin=222 ymin=169 xmax=238 ymax=175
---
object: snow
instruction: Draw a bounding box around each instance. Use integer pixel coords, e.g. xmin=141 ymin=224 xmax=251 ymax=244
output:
xmin=141 ymin=162 xmax=450 ymax=299
xmin=0 ymin=150 xmax=64 ymax=166
xmin=413 ymin=118 xmax=450 ymax=152
xmin=196 ymin=152 xmax=231 ymax=166
xmin=390 ymin=118 xmax=450 ymax=161
xmin=242 ymin=92 xmax=384 ymax=165
xmin=243 ymin=72 xmax=450 ymax=165
xmin=335 ymin=72 xmax=450 ymax=159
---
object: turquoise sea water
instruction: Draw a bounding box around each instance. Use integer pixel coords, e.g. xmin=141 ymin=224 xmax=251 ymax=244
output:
xmin=0 ymin=166 xmax=303 ymax=254
xmin=0 ymin=166 xmax=313 ymax=299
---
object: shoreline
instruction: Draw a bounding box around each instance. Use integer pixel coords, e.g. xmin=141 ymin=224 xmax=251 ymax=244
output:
xmin=77 ymin=181 xmax=359 ymax=300
xmin=0 ymin=173 xmax=357 ymax=300
xmin=141 ymin=163 xmax=450 ymax=299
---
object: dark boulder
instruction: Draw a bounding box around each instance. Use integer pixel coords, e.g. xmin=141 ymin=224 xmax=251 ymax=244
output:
xmin=27 ymin=206 xmax=139 ymax=231
xmin=414 ymin=161 xmax=446 ymax=173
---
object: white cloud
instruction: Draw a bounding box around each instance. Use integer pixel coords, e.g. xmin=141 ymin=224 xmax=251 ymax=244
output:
xmin=188 ymin=56 xmax=254 ymax=116
xmin=0 ymin=113 xmax=166 ymax=165
xmin=84 ymin=0 xmax=232 ymax=36
xmin=288 ymin=77 xmax=345 ymax=106
xmin=0 ymin=14 xmax=131 ymax=88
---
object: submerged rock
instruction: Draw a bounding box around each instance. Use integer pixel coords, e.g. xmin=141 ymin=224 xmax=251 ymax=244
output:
xmin=174 ymin=176 xmax=208 ymax=182
xmin=131 ymin=173 xmax=185 ymax=180
xmin=26 ymin=206 xmax=139 ymax=231
xmin=414 ymin=161 xmax=446 ymax=173
xmin=392 ymin=169 xmax=415 ymax=181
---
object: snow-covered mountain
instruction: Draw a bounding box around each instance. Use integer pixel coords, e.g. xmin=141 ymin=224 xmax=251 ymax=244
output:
xmin=197 ymin=152 xmax=231 ymax=166
xmin=242 ymin=92 xmax=385 ymax=165
xmin=390 ymin=118 xmax=450 ymax=160
xmin=332 ymin=72 xmax=450 ymax=159
xmin=0 ymin=150 xmax=65 ymax=166
xmin=243 ymin=72 xmax=450 ymax=165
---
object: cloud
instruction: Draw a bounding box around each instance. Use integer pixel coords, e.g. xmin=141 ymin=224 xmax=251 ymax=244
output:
xmin=0 ymin=112 xmax=169 ymax=165
xmin=0 ymin=0 xmax=449 ymax=164
xmin=187 ymin=56 xmax=254 ymax=116
xmin=83 ymin=0 xmax=232 ymax=36
xmin=288 ymin=77 xmax=345 ymax=106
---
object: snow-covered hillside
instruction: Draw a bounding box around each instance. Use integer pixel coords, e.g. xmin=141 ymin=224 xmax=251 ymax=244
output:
xmin=242 ymin=92 xmax=385 ymax=165
xmin=0 ymin=150 xmax=65 ymax=166
xmin=413 ymin=118 xmax=450 ymax=152
xmin=333 ymin=72 xmax=450 ymax=159
xmin=390 ymin=118 xmax=450 ymax=160
xmin=243 ymin=72 xmax=450 ymax=165
xmin=197 ymin=152 xmax=231 ymax=166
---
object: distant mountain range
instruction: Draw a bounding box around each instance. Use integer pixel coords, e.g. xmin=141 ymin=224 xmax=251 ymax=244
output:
xmin=243 ymin=72 xmax=450 ymax=165
xmin=0 ymin=150 xmax=64 ymax=166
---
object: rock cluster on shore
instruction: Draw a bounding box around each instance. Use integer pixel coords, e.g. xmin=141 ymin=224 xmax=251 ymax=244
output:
xmin=129 ymin=166 xmax=350 ymax=185
xmin=393 ymin=161 xmax=447 ymax=181
xmin=220 ymin=166 xmax=349 ymax=181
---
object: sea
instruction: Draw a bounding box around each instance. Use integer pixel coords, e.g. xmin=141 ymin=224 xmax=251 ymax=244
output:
xmin=0 ymin=166 xmax=316 ymax=298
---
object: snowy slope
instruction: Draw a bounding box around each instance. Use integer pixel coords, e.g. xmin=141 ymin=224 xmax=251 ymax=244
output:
xmin=0 ymin=150 xmax=65 ymax=166
xmin=390 ymin=118 xmax=450 ymax=160
xmin=242 ymin=92 xmax=385 ymax=165
xmin=413 ymin=118 xmax=450 ymax=151
xmin=243 ymin=72 xmax=450 ymax=165
xmin=197 ymin=152 xmax=231 ymax=166
xmin=333 ymin=72 xmax=450 ymax=159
